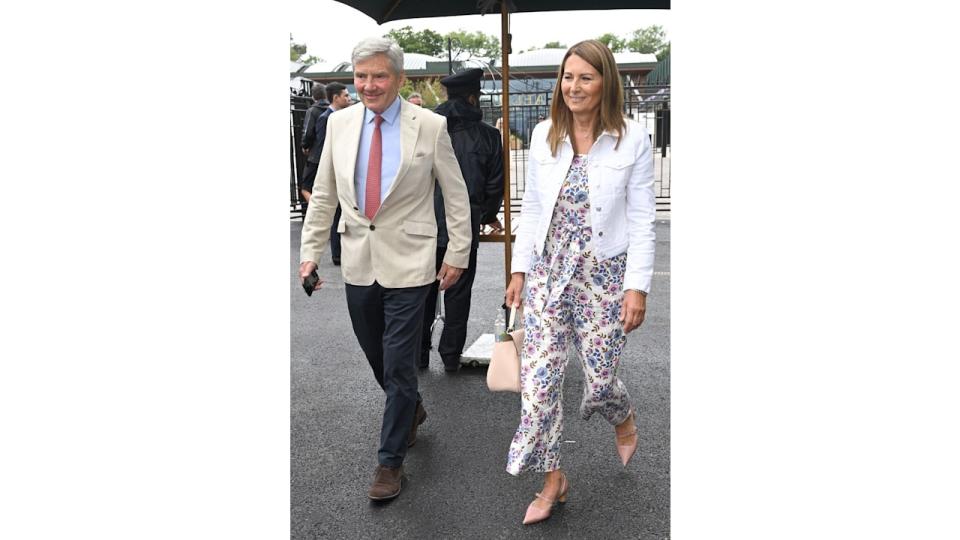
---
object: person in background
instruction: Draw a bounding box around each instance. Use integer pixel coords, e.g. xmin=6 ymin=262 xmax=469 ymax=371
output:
xmin=407 ymin=92 xmax=423 ymax=106
xmin=420 ymin=68 xmax=504 ymax=372
xmin=503 ymin=40 xmax=656 ymax=525
xmin=299 ymin=37 xmax=472 ymax=502
xmin=299 ymin=83 xmax=329 ymax=215
xmin=305 ymin=82 xmax=353 ymax=265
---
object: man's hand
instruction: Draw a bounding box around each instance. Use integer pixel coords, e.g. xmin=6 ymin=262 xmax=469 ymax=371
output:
xmin=299 ymin=261 xmax=324 ymax=291
xmin=620 ymin=290 xmax=647 ymax=334
xmin=437 ymin=263 xmax=464 ymax=291
xmin=504 ymin=272 xmax=525 ymax=309
xmin=301 ymin=189 xmax=311 ymax=203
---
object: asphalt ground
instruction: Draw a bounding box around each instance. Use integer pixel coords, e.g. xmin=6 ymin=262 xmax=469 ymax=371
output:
xmin=291 ymin=218 xmax=671 ymax=539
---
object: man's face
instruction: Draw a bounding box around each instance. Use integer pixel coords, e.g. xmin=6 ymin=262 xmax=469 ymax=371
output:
xmin=353 ymin=53 xmax=404 ymax=114
xmin=333 ymin=89 xmax=352 ymax=109
xmin=408 ymin=96 xmax=422 ymax=106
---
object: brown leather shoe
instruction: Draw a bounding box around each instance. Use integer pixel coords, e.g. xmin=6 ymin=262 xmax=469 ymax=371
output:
xmin=368 ymin=465 xmax=404 ymax=500
xmin=407 ymin=401 xmax=427 ymax=447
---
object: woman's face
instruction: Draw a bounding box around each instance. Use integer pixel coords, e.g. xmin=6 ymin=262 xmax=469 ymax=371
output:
xmin=561 ymin=54 xmax=603 ymax=117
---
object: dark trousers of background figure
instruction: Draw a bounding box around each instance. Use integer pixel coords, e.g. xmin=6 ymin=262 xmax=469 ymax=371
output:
xmin=345 ymin=282 xmax=430 ymax=468
xmin=329 ymin=205 xmax=341 ymax=262
xmin=421 ymin=242 xmax=479 ymax=369
xmin=299 ymin=160 xmax=319 ymax=217
xmin=300 ymin=160 xmax=342 ymax=262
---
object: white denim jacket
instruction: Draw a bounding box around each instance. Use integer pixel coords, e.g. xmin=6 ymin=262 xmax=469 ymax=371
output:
xmin=511 ymin=118 xmax=656 ymax=293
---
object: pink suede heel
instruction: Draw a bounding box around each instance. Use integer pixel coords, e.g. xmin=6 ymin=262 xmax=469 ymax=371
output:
xmin=616 ymin=411 xmax=638 ymax=467
xmin=522 ymin=473 xmax=569 ymax=525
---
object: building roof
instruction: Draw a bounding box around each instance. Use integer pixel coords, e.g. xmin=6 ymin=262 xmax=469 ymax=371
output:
xmin=297 ymin=49 xmax=656 ymax=80
xmin=509 ymin=48 xmax=657 ymax=67
xmin=299 ymin=53 xmax=445 ymax=76
xmin=302 ymin=61 xmax=340 ymax=73
xmin=400 ymin=52 xmax=446 ymax=70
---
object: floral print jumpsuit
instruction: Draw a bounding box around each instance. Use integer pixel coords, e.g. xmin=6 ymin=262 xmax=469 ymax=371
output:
xmin=506 ymin=154 xmax=633 ymax=476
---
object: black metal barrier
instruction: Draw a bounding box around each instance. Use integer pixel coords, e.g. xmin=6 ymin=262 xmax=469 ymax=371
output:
xmin=290 ymin=95 xmax=311 ymax=220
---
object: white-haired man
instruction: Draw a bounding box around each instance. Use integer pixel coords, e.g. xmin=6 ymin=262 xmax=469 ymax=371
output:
xmin=299 ymin=37 xmax=471 ymax=501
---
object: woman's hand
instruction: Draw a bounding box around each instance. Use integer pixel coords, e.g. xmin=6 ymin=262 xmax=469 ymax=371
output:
xmin=620 ymin=289 xmax=647 ymax=334
xmin=505 ymin=272 xmax=526 ymax=309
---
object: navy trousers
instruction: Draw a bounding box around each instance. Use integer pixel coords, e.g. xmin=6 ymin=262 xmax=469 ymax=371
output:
xmin=346 ymin=281 xmax=430 ymax=467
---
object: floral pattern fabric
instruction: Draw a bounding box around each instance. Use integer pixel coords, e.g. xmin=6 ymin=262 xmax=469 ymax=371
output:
xmin=506 ymin=155 xmax=633 ymax=476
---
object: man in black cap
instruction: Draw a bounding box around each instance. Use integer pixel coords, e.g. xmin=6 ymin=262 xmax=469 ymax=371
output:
xmin=420 ymin=68 xmax=505 ymax=372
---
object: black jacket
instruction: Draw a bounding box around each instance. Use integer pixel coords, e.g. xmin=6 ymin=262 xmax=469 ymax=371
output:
xmin=300 ymin=99 xmax=330 ymax=163
xmin=433 ymin=99 xmax=504 ymax=248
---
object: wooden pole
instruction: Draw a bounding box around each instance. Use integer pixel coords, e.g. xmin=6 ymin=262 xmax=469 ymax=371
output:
xmin=500 ymin=1 xmax=512 ymax=289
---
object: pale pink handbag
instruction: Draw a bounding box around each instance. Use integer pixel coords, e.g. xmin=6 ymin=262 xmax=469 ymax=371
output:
xmin=487 ymin=306 xmax=522 ymax=392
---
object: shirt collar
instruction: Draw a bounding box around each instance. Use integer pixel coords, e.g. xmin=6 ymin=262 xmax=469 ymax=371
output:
xmin=560 ymin=126 xmax=621 ymax=146
xmin=364 ymin=96 xmax=402 ymax=126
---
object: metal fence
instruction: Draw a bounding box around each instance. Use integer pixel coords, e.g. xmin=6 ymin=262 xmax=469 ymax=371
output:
xmin=290 ymin=95 xmax=312 ymax=219
xmin=289 ymin=84 xmax=670 ymax=219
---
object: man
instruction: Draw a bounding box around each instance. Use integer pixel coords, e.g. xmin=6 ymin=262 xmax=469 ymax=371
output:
xmin=421 ymin=68 xmax=504 ymax=372
xmin=407 ymin=92 xmax=423 ymax=106
xmin=299 ymin=37 xmax=472 ymax=502
xmin=306 ymin=82 xmax=353 ymax=265
xmin=298 ymin=83 xmax=329 ymax=215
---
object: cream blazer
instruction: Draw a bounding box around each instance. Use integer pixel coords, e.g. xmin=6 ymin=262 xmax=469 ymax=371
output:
xmin=511 ymin=118 xmax=656 ymax=293
xmin=300 ymin=99 xmax=472 ymax=288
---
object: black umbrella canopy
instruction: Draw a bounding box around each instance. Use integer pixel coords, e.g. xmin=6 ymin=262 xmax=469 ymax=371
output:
xmin=335 ymin=0 xmax=669 ymax=24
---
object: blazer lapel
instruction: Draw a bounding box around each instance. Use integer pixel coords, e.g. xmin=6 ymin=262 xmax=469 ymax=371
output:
xmin=383 ymin=100 xmax=420 ymax=203
xmin=339 ymin=105 xmax=365 ymax=210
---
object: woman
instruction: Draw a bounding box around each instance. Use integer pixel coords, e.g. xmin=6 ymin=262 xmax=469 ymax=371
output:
xmin=504 ymin=40 xmax=656 ymax=525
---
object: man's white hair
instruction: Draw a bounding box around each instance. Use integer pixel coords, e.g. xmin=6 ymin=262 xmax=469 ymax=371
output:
xmin=351 ymin=37 xmax=404 ymax=75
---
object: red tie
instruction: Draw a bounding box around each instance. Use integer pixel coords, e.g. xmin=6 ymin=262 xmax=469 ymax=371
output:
xmin=364 ymin=114 xmax=384 ymax=220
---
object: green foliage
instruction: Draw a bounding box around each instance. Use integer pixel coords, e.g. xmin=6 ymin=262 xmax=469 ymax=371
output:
xmin=290 ymin=33 xmax=322 ymax=65
xmin=597 ymin=33 xmax=627 ymax=53
xmin=446 ymin=29 xmax=500 ymax=62
xmin=399 ymin=78 xmax=414 ymax=97
xmin=385 ymin=26 xmax=445 ymax=56
xmin=399 ymin=78 xmax=445 ymax=109
xmin=656 ymin=42 xmax=670 ymax=62
xmin=384 ymin=27 xmax=501 ymax=63
xmin=543 ymin=41 xmax=567 ymax=49
xmin=626 ymin=25 xmax=667 ymax=55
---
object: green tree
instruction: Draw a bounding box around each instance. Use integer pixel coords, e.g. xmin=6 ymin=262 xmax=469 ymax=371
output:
xmin=400 ymin=78 xmax=444 ymax=109
xmin=290 ymin=33 xmax=322 ymax=64
xmin=626 ymin=25 xmax=667 ymax=55
xmin=597 ymin=32 xmax=627 ymax=52
xmin=543 ymin=41 xmax=567 ymax=49
xmin=445 ymin=29 xmax=500 ymax=63
xmin=656 ymin=42 xmax=671 ymax=61
xmin=385 ymin=26 xmax=445 ymax=56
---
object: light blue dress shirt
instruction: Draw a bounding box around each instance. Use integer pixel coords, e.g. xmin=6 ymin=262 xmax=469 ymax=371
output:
xmin=356 ymin=96 xmax=402 ymax=216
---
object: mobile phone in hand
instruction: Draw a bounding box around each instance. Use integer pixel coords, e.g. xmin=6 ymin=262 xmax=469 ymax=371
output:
xmin=303 ymin=270 xmax=319 ymax=296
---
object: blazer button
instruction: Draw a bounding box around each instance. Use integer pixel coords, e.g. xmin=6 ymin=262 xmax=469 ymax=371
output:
xmin=598 ymin=231 xmax=603 ymax=237
xmin=369 ymin=224 xmax=376 ymax=231
xmin=596 ymin=206 xmax=602 ymax=212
